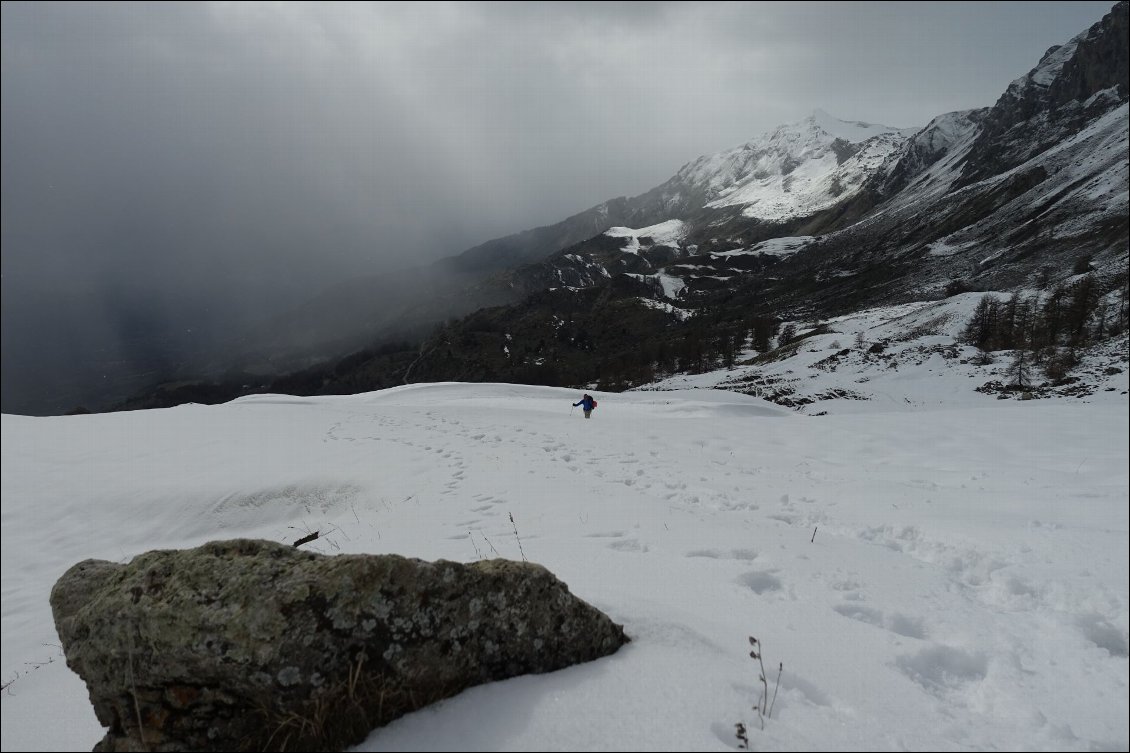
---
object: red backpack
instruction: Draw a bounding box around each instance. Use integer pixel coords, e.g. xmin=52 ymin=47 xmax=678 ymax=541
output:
xmin=592 ymin=399 xmax=598 ymax=409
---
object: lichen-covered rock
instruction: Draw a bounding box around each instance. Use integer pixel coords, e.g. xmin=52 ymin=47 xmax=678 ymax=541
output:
xmin=50 ymin=539 xmax=629 ymax=751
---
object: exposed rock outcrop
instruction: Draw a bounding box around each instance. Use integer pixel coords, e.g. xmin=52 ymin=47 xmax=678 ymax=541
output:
xmin=50 ymin=539 xmax=629 ymax=752
xmin=956 ymin=0 xmax=1128 ymax=187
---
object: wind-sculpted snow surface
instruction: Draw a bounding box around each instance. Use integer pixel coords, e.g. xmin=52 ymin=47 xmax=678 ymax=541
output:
xmin=2 ymin=383 xmax=1127 ymax=751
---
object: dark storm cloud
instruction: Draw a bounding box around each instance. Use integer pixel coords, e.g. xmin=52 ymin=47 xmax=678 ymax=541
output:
xmin=3 ymin=2 xmax=1115 ymax=278
xmin=0 ymin=1 xmax=1117 ymax=413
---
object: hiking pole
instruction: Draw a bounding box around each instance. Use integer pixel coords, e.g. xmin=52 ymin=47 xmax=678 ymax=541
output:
xmin=570 ymin=404 xmax=575 ymax=416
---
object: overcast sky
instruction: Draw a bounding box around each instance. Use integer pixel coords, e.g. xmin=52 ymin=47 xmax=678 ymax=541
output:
xmin=2 ymin=2 xmax=1117 ymax=282
xmin=0 ymin=1 xmax=1119 ymax=413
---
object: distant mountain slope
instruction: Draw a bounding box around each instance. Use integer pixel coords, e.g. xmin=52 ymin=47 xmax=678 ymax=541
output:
xmin=246 ymin=2 xmax=1128 ymax=377
xmin=387 ymin=2 xmax=1127 ymax=393
xmin=446 ymin=111 xmax=918 ymax=272
xmin=205 ymin=110 xmax=920 ymax=380
xmin=500 ymin=2 xmax=1128 ymax=307
xmin=119 ymin=2 xmax=1129 ymax=412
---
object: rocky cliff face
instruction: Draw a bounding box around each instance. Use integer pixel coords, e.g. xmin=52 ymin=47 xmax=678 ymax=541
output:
xmin=956 ymin=0 xmax=1128 ymax=188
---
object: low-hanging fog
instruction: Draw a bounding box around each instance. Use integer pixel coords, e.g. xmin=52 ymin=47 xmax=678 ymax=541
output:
xmin=1 ymin=1 xmax=1115 ymax=414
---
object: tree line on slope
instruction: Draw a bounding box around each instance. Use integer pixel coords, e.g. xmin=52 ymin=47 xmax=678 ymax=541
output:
xmin=961 ymin=268 xmax=1129 ymax=384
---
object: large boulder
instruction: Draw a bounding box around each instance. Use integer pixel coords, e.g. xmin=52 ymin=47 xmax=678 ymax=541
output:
xmin=50 ymin=539 xmax=629 ymax=751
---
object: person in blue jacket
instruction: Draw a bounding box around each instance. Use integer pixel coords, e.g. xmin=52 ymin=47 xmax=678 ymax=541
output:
xmin=573 ymin=393 xmax=596 ymax=419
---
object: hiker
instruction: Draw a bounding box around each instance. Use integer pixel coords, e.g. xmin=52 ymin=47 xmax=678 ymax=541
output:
xmin=573 ymin=393 xmax=596 ymax=419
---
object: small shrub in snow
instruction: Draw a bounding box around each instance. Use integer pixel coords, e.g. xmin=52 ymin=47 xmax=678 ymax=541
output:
xmin=736 ymin=636 xmax=783 ymax=740
xmin=1008 ymin=350 xmax=1033 ymax=389
xmin=734 ymin=722 xmax=749 ymax=749
xmin=509 ymin=512 xmax=527 ymax=562
xmin=972 ymin=350 xmax=994 ymax=366
xmin=1044 ymin=347 xmax=1078 ymax=383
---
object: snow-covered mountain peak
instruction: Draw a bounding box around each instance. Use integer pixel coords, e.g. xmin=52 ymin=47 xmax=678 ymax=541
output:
xmin=664 ymin=110 xmax=924 ymax=223
xmin=916 ymin=109 xmax=984 ymax=146
xmin=1007 ymin=35 xmax=1082 ymax=94
xmin=806 ymin=108 xmax=918 ymax=142
xmin=662 ymin=110 xmax=920 ymax=222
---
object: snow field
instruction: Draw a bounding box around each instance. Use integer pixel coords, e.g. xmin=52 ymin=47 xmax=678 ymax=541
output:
xmin=2 ymin=382 xmax=1127 ymax=751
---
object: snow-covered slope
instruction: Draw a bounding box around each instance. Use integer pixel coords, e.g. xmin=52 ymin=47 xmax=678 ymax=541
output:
xmin=870 ymin=108 xmax=988 ymax=207
xmin=2 ymin=384 xmax=1127 ymax=751
xmin=640 ymin=293 xmax=1130 ymax=413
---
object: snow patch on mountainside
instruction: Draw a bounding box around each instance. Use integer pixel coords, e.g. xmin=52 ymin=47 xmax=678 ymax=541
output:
xmin=626 ymin=271 xmax=689 ymax=300
xmin=636 ymin=297 xmax=693 ymax=321
xmin=605 ymin=220 xmax=687 ymax=254
xmin=926 ymin=239 xmax=974 ymax=257
xmin=712 ymin=236 xmax=814 ymax=259
xmin=656 ymin=272 xmax=687 ymax=299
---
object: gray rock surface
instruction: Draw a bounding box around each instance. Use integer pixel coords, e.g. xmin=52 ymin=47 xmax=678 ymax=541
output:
xmin=50 ymin=539 xmax=629 ymax=751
